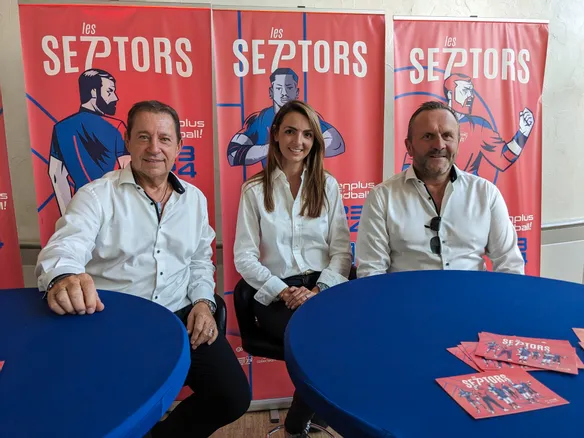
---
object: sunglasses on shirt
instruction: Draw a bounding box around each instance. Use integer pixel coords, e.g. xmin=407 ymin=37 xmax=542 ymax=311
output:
xmin=427 ymin=216 xmax=442 ymax=256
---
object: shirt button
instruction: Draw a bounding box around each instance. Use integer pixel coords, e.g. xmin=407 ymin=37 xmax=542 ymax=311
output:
xmin=154 ymin=296 xmax=159 ymax=300
xmin=157 ymin=250 xmax=161 ymax=254
xmin=151 ymin=202 xmax=154 ymax=205
xmin=160 ymin=272 xmax=163 ymax=275
xmin=446 ymin=263 xmax=450 ymax=267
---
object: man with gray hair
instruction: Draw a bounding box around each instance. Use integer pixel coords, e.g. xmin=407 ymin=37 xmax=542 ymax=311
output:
xmin=356 ymin=100 xmax=524 ymax=277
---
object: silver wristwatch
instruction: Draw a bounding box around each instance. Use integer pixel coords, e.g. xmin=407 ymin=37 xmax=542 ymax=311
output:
xmin=193 ymin=298 xmax=217 ymax=315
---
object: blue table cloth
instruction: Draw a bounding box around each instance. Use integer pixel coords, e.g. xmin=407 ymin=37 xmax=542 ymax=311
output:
xmin=0 ymin=288 xmax=190 ymax=438
xmin=285 ymin=270 xmax=584 ymax=437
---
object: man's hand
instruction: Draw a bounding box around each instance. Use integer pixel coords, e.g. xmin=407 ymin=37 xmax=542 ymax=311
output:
xmin=47 ymin=273 xmax=105 ymax=316
xmin=187 ymin=301 xmax=218 ymax=350
xmin=285 ymin=286 xmax=317 ymax=310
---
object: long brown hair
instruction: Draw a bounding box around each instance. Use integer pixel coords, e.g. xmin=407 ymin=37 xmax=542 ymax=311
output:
xmin=244 ymin=100 xmax=327 ymax=218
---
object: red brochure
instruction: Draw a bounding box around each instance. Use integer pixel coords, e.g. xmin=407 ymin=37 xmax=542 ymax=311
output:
xmin=460 ymin=341 xmax=538 ymax=372
xmin=436 ymin=369 xmax=569 ymax=419
xmin=475 ymin=333 xmax=579 ymax=375
xmin=447 ymin=347 xmax=481 ymax=372
xmin=574 ymin=348 xmax=584 ymax=369
xmin=573 ymin=328 xmax=584 ymax=343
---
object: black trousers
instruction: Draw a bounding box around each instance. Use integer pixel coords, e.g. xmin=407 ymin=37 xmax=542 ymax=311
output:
xmin=151 ymin=305 xmax=251 ymax=438
xmin=250 ymin=272 xmax=321 ymax=434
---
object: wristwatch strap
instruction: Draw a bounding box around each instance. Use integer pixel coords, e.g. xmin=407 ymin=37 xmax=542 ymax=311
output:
xmin=192 ymin=298 xmax=217 ymax=315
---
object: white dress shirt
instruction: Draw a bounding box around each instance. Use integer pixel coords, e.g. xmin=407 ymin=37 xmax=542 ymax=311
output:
xmin=356 ymin=165 xmax=524 ymax=277
xmin=36 ymin=165 xmax=216 ymax=313
xmin=234 ymin=168 xmax=352 ymax=306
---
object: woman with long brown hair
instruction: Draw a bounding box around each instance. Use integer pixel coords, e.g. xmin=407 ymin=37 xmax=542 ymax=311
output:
xmin=234 ymin=100 xmax=352 ymax=436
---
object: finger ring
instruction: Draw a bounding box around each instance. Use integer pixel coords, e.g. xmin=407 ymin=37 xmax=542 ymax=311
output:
xmin=208 ymin=328 xmax=214 ymax=336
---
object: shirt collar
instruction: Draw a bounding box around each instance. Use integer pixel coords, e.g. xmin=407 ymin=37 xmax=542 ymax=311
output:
xmin=271 ymin=166 xmax=307 ymax=182
xmin=405 ymin=164 xmax=459 ymax=183
xmin=120 ymin=164 xmax=185 ymax=194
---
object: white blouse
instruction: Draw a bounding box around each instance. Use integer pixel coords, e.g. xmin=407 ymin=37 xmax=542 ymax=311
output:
xmin=234 ymin=167 xmax=352 ymax=305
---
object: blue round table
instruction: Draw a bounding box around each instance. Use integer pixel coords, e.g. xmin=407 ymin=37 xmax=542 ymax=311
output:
xmin=0 ymin=288 xmax=190 ymax=438
xmin=285 ymin=271 xmax=584 ymax=437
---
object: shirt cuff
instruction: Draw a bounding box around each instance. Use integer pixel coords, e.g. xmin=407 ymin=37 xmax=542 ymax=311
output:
xmin=317 ymin=269 xmax=348 ymax=289
xmin=38 ymin=266 xmax=85 ymax=292
xmin=188 ymin=289 xmax=215 ymax=308
xmin=192 ymin=298 xmax=217 ymax=315
xmin=253 ymin=276 xmax=288 ymax=306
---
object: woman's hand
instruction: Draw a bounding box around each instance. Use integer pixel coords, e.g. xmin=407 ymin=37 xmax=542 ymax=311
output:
xmin=285 ymin=286 xmax=317 ymax=310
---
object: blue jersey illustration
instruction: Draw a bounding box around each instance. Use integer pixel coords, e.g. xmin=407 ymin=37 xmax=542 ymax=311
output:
xmin=513 ymin=382 xmax=537 ymax=402
xmin=488 ymin=384 xmax=520 ymax=410
xmin=49 ymin=69 xmax=130 ymax=215
xmin=228 ymin=106 xmax=333 ymax=168
xmin=518 ymin=347 xmax=531 ymax=363
xmin=479 ymin=391 xmax=507 ymax=414
xmin=50 ymin=109 xmax=127 ymax=186
xmin=489 ymin=385 xmax=507 ymax=399
xmin=227 ymin=68 xmax=344 ymax=169
xmin=501 ymin=384 xmax=519 ymax=399
xmin=486 ymin=341 xmax=499 ymax=353
xmin=497 ymin=346 xmax=513 ymax=360
xmin=458 ymin=389 xmax=483 ymax=413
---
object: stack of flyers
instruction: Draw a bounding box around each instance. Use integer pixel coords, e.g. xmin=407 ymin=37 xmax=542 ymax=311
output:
xmin=447 ymin=332 xmax=584 ymax=374
xmin=440 ymin=330 xmax=584 ymax=419
xmin=436 ymin=369 xmax=569 ymax=419
xmin=475 ymin=332 xmax=581 ymax=374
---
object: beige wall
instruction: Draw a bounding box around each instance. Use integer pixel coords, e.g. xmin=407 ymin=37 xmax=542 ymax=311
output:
xmin=1 ymin=0 xmax=584 ymax=248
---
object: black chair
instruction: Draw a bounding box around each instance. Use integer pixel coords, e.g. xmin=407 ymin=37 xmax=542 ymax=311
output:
xmin=233 ymin=282 xmax=285 ymax=361
xmin=233 ymin=267 xmax=356 ymax=356
xmin=233 ymin=268 xmax=356 ymax=436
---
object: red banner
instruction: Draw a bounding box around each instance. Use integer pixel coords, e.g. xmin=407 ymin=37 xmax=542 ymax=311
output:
xmin=19 ymin=4 xmax=215 ymax=246
xmin=0 ymin=91 xmax=24 ymax=289
xmin=393 ymin=18 xmax=548 ymax=276
xmin=214 ymin=9 xmax=385 ymax=401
